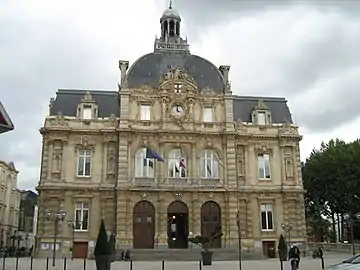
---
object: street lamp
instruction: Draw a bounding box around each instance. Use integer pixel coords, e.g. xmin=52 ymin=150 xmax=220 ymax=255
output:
xmin=281 ymin=223 xmax=293 ymax=249
xmin=45 ymin=210 xmax=66 ymax=267
xmin=344 ymin=214 xmax=360 ymax=256
xmin=67 ymin=220 xmax=81 ymax=260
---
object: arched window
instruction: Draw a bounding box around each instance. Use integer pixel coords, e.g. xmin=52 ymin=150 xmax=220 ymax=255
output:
xmin=200 ymin=150 xmax=219 ymax=179
xmin=168 ymin=149 xmax=187 ymax=178
xmin=135 ymin=148 xmax=155 ymax=178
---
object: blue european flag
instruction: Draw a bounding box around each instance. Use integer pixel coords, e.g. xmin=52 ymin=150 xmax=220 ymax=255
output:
xmin=146 ymin=148 xmax=164 ymax=162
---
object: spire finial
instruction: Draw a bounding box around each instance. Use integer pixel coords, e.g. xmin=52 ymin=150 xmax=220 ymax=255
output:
xmin=169 ymin=0 xmax=172 ymax=9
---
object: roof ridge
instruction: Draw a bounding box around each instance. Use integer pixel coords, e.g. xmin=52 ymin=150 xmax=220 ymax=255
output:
xmin=233 ymin=95 xmax=287 ymax=102
xmin=57 ymin=89 xmax=117 ymax=95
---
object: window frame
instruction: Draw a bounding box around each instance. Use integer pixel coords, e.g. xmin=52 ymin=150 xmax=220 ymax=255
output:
xmin=202 ymin=107 xmax=214 ymax=123
xmin=82 ymin=106 xmax=92 ymax=120
xmin=200 ymin=150 xmax=219 ymax=179
xmin=135 ymin=148 xmax=155 ymax=178
xmin=74 ymin=202 xmax=89 ymax=232
xmin=260 ymin=204 xmax=274 ymax=231
xmin=257 ymin=111 xmax=266 ymax=125
xmin=77 ymin=150 xmax=92 ymax=177
xmin=168 ymin=149 xmax=187 ymax=178
xmin=140 ymin=104 xmax=151 ymax=121
xmin=257 ymin=153 xmax=271 ymax=180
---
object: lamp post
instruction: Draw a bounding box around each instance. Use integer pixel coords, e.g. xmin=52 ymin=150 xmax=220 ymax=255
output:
xmin=344 ymin=214 xmax=359 ymax=256
xmin=281 ymin=223 xmax=293 ymax=249
xmin=67 ymin=220 xmax=81 ymax=260
xmin=237 ymin=209 xmax=242 ymax=270
xmin=45 ymin=210 xmax=66 ymax=267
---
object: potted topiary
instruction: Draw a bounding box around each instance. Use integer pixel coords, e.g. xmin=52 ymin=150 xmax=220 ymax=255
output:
xmin=108 ymin=233 xmax=116 ymax=262
xmin=278 ymin=234 xmax=288 ymax=270
xmin=188 ymin=226 xmax=223 ymax=266
xmin=94 ymin=220 xmax=111 ymax=270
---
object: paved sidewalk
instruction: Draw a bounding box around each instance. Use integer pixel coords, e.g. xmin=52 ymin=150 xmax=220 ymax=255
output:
xmin=1 ymin=253 xmax=349 ymax=270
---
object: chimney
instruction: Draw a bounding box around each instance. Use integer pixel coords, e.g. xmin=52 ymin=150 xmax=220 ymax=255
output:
xmin=219 ymin=65 xmax=231 ymax=83
xmin=118 ymin=60 xmax=129 ymax=86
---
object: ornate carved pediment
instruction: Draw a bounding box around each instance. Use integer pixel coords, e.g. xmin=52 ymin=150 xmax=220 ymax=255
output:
xmin=279 ymin=122 xmax=297 ymax=135
xmin=81 ymin=91 xmax=95 ymax=103
xmin=235 ymin=119 xmax=247 ymax=134
xmin=49 ymin=112 xmax=69 ymax=127
xmin=254 ymin=99 xmax=269 ymax=110
xmin=158 ymin=67 xmax=197 ymax=90
xmin=76 ymin=136 xmax=95 ymax=150
xmin=254 ymin=143 xmax=272 ymax=153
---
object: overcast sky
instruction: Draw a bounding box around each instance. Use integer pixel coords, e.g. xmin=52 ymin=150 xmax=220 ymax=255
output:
xmin=1 ymin=0 xmax=359 ymax=190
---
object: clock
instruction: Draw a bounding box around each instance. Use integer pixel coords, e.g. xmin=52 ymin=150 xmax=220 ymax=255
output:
xmin=171 ymin=105 xmax=184 ymax=117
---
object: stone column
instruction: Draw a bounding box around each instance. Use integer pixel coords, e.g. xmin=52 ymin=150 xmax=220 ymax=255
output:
xmin=226 ymin=140 xmax=237 ymax=187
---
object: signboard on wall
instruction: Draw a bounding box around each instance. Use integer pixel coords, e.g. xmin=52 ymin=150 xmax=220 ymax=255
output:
xmin=0 ymin=101 xmax=14 ymax=134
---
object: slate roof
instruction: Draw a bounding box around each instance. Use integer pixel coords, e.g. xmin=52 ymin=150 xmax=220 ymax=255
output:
xmin=126 ymin=52 xmax=226 ymax=91
xmin=0 ymin=100 xmax=14 ymax=134
xmin=50 ymin=89 xmax=119 ymax=117
xmin=50 ymin=90 xmax=293 ymax=124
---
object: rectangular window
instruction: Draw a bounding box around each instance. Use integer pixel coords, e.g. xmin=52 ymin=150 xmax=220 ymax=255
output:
xmin=77 ymin=150 xmax=92 ymax=177
xmin=203 ymin=107 xmax=213 ymax=122
xmin=257 ymin=112 xmax=266 ymax=125
xmin=140 ymin=105 xmax=151 ymax=121
xmin=258 ymin=153 xmax=271 ymax=179
xmin=260 ymin=204 xmax=274 ymax=231
xmin=74 ymin=202 xmax=89 ymax=231
xmin=82 ymin=107 xmax=92 ymax=120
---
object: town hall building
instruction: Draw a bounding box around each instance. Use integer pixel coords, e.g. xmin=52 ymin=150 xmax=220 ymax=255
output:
xmin=35 ymin=4 xmax=306 ymax=258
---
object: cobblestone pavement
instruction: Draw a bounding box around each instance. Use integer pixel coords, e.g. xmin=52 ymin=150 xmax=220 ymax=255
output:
xmin=1 ymin=253 xmax=350 ymax=270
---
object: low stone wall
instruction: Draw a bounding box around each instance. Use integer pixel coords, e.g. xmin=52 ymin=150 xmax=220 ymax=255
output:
xmin=307 ymin=242 xmax=360 ymax=253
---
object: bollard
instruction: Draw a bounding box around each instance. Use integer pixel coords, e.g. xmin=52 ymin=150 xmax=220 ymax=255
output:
xmin=321 ymin=257 xmax=325 ymax=270
xmin=130 ymin=260 xmax=133 ymax=270
xmin=46 ymin=257 xmax=49 ymax=270
xmin=199 ymin=260 xmax=202 ymax=270
xmin=30 ymin=256 xmax=33 ymax=270
xmin=15 ymin=255 xmax=19 ymax=270
xmin=1 ymin=255 xmax=5 ymax=270
xmin=83 ymin=257 xmax=86 ymax=270
xmin=63 ymin=257 xmax=67 ymax=270
xmin=162 ymin=260 xmax=165 ymax=270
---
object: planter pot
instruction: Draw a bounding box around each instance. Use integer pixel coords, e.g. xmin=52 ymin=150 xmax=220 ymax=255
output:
xmin=201 ymin=251 xmax=213 ymax=266
xmin=95 ymin=255 xmax=111 ymax=270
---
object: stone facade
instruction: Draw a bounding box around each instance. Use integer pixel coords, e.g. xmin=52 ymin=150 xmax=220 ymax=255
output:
xmin=35 ymin=4 xmax=306 ymax=259
xmin=0 ymin=161 xmax=21 ymax=246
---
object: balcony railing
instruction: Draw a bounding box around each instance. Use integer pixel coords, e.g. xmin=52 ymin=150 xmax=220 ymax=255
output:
xmin=130 ymin=177 xmax=223 ymax=189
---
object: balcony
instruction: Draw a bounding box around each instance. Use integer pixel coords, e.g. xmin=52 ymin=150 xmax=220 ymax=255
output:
xmin=130 ymin=177 xmax=223 ymax=190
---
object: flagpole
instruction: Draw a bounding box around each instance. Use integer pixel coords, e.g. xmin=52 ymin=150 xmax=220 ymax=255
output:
xmin=237 ymin=208 xmax=242 ymax=270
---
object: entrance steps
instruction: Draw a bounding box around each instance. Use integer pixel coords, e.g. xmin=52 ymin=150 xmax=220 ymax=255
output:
xmin=115 ymin=248 xmax=263 ymax=261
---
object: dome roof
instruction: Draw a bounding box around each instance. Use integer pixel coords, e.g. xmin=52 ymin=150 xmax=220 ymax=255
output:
xmin=161 ymin=7 xmax=181 ymax=21
xmin=126 ymin=52 xmax=226 ymax=91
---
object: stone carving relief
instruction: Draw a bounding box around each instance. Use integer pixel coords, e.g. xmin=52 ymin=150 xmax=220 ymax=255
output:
xmin=52 ymin=140 xmax=63 ymax=175
xmin=235 ymin=119 xmax=247 ymax=134
xmin=81 ymin=91 xmax=95 ymax=103
xmin=284 ymin=146 xmax=294 ymax=178
xmin=254 ymin=99 xmax=269 ymax=110
xmin=254 ymin=143 xmax=272 ymax=154
xmin=279 ymin=122 xmax=297 ymax=135
xmin=236 ymin=145 xmax=245 ymax=175
xmin=105 ymin=114 xmax=118 ymax=127
xmin=76 ymin=136 xmax=95 ymax=150
xmin=158 ymin=67 xmax=197 ymax=89
xmin=107 ymin=141 xmax=117 ymax=176
xmin=49 ymin=112 xmax=69 ymax=127
xmin=174 ymin=192 xmax=182 ymax=200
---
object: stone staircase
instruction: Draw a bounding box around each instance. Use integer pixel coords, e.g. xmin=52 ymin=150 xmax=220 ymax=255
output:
xmin=114 ymin=248 xmax=263 ymax=261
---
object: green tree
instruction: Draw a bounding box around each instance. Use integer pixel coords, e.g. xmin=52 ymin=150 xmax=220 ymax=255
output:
xmin=94 ymin=220 xmax=111 ymax=256
xmin=303 ymin=139 xmax=360 ymax=242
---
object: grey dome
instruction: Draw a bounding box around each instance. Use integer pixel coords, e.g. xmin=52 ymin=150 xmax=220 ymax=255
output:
xmin=161 ymin=8 xmax=181 ymax=21
xmin=126 ymin=52 xmax=226 ymax=91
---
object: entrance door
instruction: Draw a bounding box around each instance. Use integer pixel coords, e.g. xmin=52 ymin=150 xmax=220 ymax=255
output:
xmin=201 ymin=201 xmax=222 ymax=248
xmin=167 ymin=201 xmax=189 ymax=249
xmin=73 ymin=242 xmax=88 ymax=258
xmin=262 ymin=241 xmax=276 ymax=258
xmin=133 ymin=200 xmax=155 ymax=249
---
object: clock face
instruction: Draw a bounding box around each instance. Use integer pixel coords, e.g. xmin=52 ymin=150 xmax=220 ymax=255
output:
xmin=172 ymin=105 xmax=184 ymax=117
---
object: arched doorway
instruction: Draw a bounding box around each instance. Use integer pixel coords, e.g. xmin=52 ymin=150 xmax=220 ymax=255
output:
xmin=201 ymin=201 xmax=222 ymax=248
xmin=167 ymin=201 xmax=189 ymax=249
xmin=133 ymin=201 xmax=155 ymax=249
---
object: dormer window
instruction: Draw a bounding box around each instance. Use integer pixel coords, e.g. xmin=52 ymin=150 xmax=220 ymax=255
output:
xmin=252 ymin=99 xmax=271 ymax=125
xmin=76 ymin=91 xmax=98 ymax=120
xmin=174 ymin=83 xmax=183 ymax=93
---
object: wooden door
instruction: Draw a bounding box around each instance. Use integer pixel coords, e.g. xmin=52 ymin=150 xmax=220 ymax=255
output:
xmin=201 ymin=201 xmax=222 ymax=248
xmin=73 ymin=242 xmax=88 ymax=258
xmin=133 ymin=200 xmax=155 ymax=249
